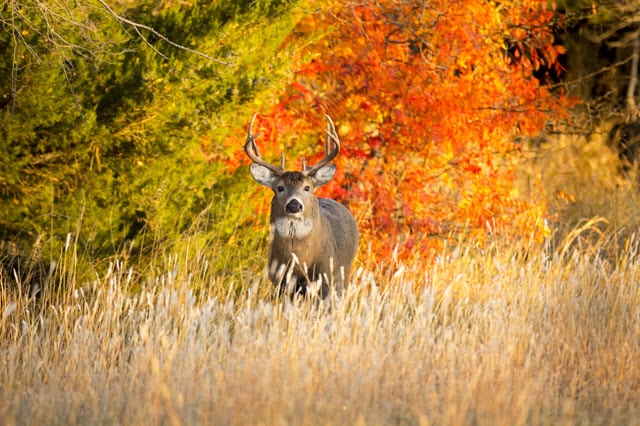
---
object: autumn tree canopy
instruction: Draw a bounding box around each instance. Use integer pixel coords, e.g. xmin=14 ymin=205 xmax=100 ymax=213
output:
xmin=0 ymin=0 xmax=304 ymax=259
xmin=2 ymin=0 xmax=571 ymax=267
xmin=235 ymin=0 xmax=571 ymax=260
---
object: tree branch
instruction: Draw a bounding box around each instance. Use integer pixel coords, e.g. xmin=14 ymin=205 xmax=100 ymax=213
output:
xmin=627 ymin=34 xmax=639 ymax=113
xmin=96 ymin=0 xmax=233 ymax=67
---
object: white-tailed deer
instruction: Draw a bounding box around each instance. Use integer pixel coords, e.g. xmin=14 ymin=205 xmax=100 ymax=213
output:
xmin=245 ymin=113 xmax=359 ymax=299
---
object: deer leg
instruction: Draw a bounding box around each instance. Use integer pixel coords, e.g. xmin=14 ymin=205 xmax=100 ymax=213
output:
xmin=294 ymin=276 xmax=308 ymax=297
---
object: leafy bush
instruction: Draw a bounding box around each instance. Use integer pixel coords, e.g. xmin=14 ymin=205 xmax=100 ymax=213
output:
xmin=0 ymin=0 xmax=307 ymax=265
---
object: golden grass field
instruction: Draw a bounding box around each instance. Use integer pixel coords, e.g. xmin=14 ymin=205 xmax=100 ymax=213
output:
xmin=1 ymin=134 xmax=639 ymax=425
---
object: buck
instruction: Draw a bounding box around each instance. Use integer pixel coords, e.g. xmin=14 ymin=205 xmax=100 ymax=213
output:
xmin=244 ymin=113 xmax=359 ymax=299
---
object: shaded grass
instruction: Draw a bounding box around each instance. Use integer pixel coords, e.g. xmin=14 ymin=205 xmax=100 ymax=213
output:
xmin=518 ymin=129 xmax=640 ymax=257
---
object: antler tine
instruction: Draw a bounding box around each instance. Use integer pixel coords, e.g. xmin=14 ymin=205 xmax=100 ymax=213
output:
xmin=303 ymin=115 xmax=340 ymax=176
xmin=325 ymin=115 xmax=333 ymax=155
xmin=247 ymin=112 xmax=258 ymax=140
xmin=325 ymin=115 xmax=340 ymax=155
xmin=244 ymin=113 xmax=284 ymax=174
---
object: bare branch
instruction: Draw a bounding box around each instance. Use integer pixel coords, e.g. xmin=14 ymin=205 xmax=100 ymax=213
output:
xmin=609 ymin=26 xmax=640 ymax=49
xmin=627 ymin=35 xmax=640 ymax=112
xmin=550 ymin=55 xmax=637 ymax=90
xmin=95 ymin=0 xmax=233 ymax=66
xmin=584 ymin=20 xmax=636 ymax=44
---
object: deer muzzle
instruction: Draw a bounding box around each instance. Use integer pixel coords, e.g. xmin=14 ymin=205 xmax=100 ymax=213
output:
xmin=285 ymin=198 xmax=304 ymax=215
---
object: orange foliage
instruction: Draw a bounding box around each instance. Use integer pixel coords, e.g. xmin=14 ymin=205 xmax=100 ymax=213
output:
xmin=246 ymin=0 xmax=570 ymax=261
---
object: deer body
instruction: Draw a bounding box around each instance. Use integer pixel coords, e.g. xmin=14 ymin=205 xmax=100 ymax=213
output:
xmin=245 ymin=114 xmax=359 ymax=298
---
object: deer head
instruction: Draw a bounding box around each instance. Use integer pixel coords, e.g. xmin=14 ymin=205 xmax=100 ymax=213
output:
xmin=245 ymin=113 xmax=339 ymax=190
xmin=245 ymin=114 xmax=340 ymax=233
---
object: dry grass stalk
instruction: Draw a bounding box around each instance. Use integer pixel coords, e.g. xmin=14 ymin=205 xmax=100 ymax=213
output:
xmin=1 ymin=232 xmax=639 ymax=425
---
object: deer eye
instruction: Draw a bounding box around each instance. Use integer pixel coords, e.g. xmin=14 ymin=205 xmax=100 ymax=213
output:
xmin=276 ymin=186 xmax=285 ymax=193
xmin=304 ymin=185 xmax=311 ymax=192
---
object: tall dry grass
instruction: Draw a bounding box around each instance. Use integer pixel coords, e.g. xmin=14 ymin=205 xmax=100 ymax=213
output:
xmin=1 ymin=231 xmax=639 ymax=425
xmin=518 ymin=128 xmax=640 ymax=254
xmin=1 ymin=130 xmax=640 ymax=425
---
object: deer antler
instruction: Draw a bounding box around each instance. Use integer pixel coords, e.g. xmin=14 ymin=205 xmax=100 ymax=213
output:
xmin=244 ymin=113 xmax=285 ymax=173
xmin=303 ymin=115 xmax=340 ymax=176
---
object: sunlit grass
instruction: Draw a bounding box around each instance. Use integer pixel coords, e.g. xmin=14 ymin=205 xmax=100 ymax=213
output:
xmin=1 ymin=227 xmax=639 ymax=425
xmin=2 ymin=130 xmax=640 ymax=424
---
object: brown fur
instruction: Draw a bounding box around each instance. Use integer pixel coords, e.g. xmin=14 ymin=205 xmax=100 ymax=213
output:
xmin=252 ymin=169 xmax=359 ymax=299
xmin=245 ymin=114 xmax=358 ymax=299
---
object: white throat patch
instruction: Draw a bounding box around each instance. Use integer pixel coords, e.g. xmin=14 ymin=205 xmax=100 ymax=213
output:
xmin=275 ymin=217 xmax=313 ymax=238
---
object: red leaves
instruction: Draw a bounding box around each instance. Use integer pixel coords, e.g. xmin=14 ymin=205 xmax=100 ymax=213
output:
xmin=248 ymin=0 xmax=570 ymax=261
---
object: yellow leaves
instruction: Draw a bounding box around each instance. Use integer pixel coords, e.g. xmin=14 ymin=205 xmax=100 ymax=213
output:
xmin=338 ymin=122 xmax=352 ymax=137
xmin=361 ymin=122 xmax=382 ymax=138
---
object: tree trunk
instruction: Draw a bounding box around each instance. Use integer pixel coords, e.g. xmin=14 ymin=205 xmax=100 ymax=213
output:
xmin=626 ymin=33 xmax=639 ymax=114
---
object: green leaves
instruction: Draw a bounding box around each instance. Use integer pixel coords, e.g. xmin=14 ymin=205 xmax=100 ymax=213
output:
xmin=0 ymin=0 xmax=307 ymax=261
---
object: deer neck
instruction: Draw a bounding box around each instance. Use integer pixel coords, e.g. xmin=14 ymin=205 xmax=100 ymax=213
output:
xmin=272 ymin=216 xmax=324 ymax=275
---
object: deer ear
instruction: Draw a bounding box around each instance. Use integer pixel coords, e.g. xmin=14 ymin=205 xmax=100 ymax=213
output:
xmin=250 ymin=163 xmax=278 ymax=188
xmin=311 ymin=164 xmax=336 ymax=188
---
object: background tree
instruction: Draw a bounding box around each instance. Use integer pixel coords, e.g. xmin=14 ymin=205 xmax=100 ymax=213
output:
xmin=229 ymin=0 xmax=571 ymax=260
xmin=557 ymin=0 xmax=640 ymax=167
xmin=7 ymin=0 xmax=626 ymax=274
xmin=0 ymin=0 xmax=307 ymax=264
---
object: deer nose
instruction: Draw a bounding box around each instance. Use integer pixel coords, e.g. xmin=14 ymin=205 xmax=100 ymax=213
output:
xmin=286 ymin=199 xmax=303 ymax=214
